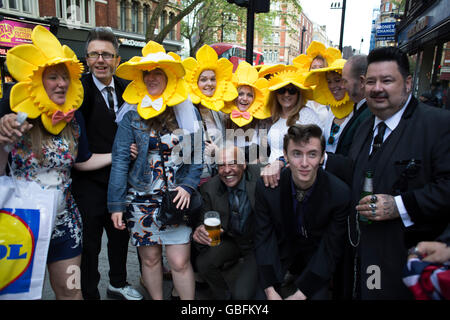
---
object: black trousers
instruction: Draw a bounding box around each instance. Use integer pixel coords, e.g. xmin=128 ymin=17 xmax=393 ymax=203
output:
xmin=195 ymin=236 xmax=263 ymax=300
xmin=73 ymin=180 xmax=130 ymax=300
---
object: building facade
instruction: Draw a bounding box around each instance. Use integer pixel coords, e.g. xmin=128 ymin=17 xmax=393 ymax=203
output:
xmin=397 ymin=0 xmax=450 ymax=96
xmin=0 ymin=0 xmax=184 ymax=69
xmin=254 ymin=1 xmax=313 ymax=65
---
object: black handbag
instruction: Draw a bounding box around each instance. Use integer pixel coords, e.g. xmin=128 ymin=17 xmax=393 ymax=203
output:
xmin=156 ymin=132 xmax=202 ymax=227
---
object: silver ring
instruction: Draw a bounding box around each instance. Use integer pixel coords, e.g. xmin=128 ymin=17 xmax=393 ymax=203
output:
xmin=371 ymin=208 xmax=376 ymax=216
xmin=370 ymin=195 xmax=377 ymax=203
xmin=369 ymin=203 xmax=377 ymax=210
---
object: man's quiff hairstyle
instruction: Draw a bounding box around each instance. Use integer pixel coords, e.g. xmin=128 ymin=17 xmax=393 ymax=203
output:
xmin=85 ymin=27 xmax=120 ymax=56
xmin=283 ymin=124 xmax=325 ymax=155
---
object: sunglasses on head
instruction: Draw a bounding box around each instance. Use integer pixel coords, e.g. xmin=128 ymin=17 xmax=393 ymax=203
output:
xmin=276 ymin=87 xmax=298 ymax=95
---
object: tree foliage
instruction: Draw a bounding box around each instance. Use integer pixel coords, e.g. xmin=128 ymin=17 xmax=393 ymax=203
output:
xmin=180 ymin=0 xmax=303 ymax=57
xmin=146 ymin=0 xmax=303 ymax=57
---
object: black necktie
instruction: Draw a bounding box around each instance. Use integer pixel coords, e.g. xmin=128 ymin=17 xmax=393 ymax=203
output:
xmin=106 ymin=86 xmax=115 ymax=114
xmin=371 ymin=121 xmax=387 ymax=156
xmin=230 ymin=190 xmax=241 ymax=235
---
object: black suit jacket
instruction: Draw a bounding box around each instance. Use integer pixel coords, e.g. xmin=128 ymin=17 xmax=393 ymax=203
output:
xmin=348 ymin=97 xmax=450 ymax=299
xmin=254 ymin=167 xmax=350 ymax=298
xmin=335 ymin=101 xmax=372 ymax=156
xmin=197 ymin=165 xmax=260 ymax=248
xmin=72 ymin=73 xmax=129 ymax=187
xmin=325 ymin=152 xmax=353 ymax=187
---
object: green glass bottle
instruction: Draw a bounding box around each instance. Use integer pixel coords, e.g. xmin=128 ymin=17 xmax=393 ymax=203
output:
xmin=359 ymin=170 xmax=373 ymax=224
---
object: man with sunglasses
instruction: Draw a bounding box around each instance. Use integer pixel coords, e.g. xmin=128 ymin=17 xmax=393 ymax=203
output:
xmin=192 ymin=145 xmax=263 ymax=300
xmin=71 ymin=27 xmax=142 ymax=300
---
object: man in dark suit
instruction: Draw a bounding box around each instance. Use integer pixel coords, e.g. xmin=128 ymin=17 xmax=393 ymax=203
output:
xmin=254 ymin=124 xmax=350 ymax=300
xmin=71 ymin=27 xmax=142 ymax=300
xmin=347 ymin=47 xmax=450 ymax=300
xmin=336 ymin=55 xmax=372 ymax=156
xmin=192 ymin=145 xmax=263 ymax=300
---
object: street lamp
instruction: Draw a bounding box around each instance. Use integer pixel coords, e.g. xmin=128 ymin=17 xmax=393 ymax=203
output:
xmin=359 ymin=38 xmax=364 ymax=53
xmin=300 ymin=26 xmax=307 ymax=54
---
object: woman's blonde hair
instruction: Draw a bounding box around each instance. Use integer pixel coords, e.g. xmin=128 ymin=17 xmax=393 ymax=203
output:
xmin=145 ymin=107 xmax=178 ymax=133
xmin=269 ymin=87 xmax=305 ymax=127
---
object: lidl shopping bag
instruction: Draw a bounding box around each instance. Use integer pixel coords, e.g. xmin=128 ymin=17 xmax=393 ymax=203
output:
xmin=0 ymin=176 xmax=57 ymax=300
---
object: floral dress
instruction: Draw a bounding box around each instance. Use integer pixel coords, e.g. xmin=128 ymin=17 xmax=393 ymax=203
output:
xmin=10 ymin=120 xmax=83 ymax=251
xmin=124 ymin=130 xmax=191 ymax=247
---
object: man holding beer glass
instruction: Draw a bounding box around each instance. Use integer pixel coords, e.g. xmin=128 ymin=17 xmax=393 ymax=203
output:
xmin=192 ymin=145 xmax=263 ymax=300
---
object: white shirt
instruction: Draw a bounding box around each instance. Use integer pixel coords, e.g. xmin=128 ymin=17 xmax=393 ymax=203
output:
xmin=323 ymin=111 xmax=353 ymax=153
xmin=267 ymin=106 xmax=323 ymax=163
xmin=92 ymin=74 xmax=118 ymax=113
xmin=371 ymin=94 xmax=413 ymax=227
xmin=306 ymin=100 xmax=330 ymax=126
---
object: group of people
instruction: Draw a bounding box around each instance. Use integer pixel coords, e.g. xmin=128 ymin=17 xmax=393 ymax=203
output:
xmin=0 ymin=25 xmax=449 ymax=301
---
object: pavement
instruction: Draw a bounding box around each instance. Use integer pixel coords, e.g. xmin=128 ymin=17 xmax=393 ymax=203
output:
xmin=41 ymin=232 xmax=218 ymax=300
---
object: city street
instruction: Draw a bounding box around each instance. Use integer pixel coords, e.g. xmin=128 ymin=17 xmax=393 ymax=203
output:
xmin=41 ymin=232 xmax=220 ymax=300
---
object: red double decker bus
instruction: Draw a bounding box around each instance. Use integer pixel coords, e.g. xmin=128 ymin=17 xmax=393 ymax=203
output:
xmin=210 ymin=43 xmax=264 ymax=71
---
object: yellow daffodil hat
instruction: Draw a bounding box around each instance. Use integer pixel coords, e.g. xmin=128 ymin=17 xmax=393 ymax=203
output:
xmin=304 ymin=58 xmax=354 ymax=119
xmin=6 ymin=25 xmax=84 ymax=135
xmin=116 ymin=41 xmax=188 ymax=120
xmin=258 ymin=64 xmax=287 ymax=79
xmin=221 ymin=61 xmax=270 ymax=127
xmin=182 ymin=44 xmax=237 ymax=112
xmin=266 ymin=64 xmax=313 ymax=108
xmin=292 ymin=41 xmax=342 ymax=71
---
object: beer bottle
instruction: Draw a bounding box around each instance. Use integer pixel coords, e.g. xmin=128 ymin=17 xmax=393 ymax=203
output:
xmin=359 ymin=170 xmax=373 ymax=224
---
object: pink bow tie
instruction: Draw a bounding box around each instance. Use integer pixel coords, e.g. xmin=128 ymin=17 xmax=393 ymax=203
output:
xmin=231 ymin=109 xmax=251 ymax=120
xmin=51 ymin=109 xmax=76 ymax=126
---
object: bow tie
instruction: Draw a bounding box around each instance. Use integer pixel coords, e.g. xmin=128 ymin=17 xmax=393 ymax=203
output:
xmin=231 ymin=109 xmax=251 ymax=120
xmin=51 ymin=109 xmax=76 ymax=126
xmin=141 ymin=95 xmax=164 ymax=111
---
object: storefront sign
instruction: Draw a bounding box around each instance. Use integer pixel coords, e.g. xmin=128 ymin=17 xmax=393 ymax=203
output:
xmin=119 ymin=38 xmax=146 ymax=48
xmin=376 ymin=22 xmax=396 ymax=37
xmin=0 ymin=19 xmax=49 ymax=48
xmin=407 ymin=16 xmax=429 ymax=39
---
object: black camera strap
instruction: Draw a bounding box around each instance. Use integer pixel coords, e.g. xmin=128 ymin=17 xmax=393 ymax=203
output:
xmin=156 ymin=132 xmax=169 ymax=192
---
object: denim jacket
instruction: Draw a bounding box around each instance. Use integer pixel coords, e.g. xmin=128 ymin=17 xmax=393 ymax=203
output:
xmin=107 ymin=107 xmax=203 ymax=213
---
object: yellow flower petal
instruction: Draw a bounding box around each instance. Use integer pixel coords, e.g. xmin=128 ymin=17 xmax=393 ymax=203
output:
xmin=182 ymin=44 xmax=236 ymax=112
xmin=222 ymin=83 xmax=238 ymax=101
xmin=6 ymin=26 xmax=83 ymax=135
xmin=196 ymin=45 xmax=218 ymax=67
xmin=233 ymin=61 xmax=258 ymax=86
xmin=190 ymin=93 xmax=201 ymax=105
xmin=31 ymin=25 xmax=64 ymax=60
xmin=138 ymin=102 xmax=166 ymax=120
xmin=9 ymin=82 xmax=42 ymax=118
xmin=142 ymin=41 xmax=166 ymax=56
xmin=182 ymin=57 xmax=198 ymax=74
xmin=6 ymin=44 xmax=47 ymax=81
xmin=229 ymin=107 xmax=253 ymax=127
xmin=41 ymin=113 xmax=67 ymax=135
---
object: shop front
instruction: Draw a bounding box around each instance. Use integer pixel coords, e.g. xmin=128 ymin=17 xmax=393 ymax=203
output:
xmin=397 ymin=0 xmax=450 ymax=97
xmin=0 ymin=15 xmax=52 ymax=92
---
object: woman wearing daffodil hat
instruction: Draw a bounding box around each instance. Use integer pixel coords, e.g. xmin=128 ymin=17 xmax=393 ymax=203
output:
xmin=0 ymin=26 xmax=112 ymax=299
xmin=220 ymin=61 xmax=271 ymax=163
xmin=107 ymin=41 xmax=202 ymax=300
xmin=292 ymin=41 xmax=342 ymax=124
xmin=304 ymin=58 xmax=354 ymax=153
xmin=182 ymin=44 xmax=237 ymax=180
xmin=266 ymin=66 xmax=323 ymax=162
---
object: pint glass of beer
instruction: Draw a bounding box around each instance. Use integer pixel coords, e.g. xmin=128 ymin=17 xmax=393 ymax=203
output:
xmin=204 ymin=211 xmax=221 ymax=246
